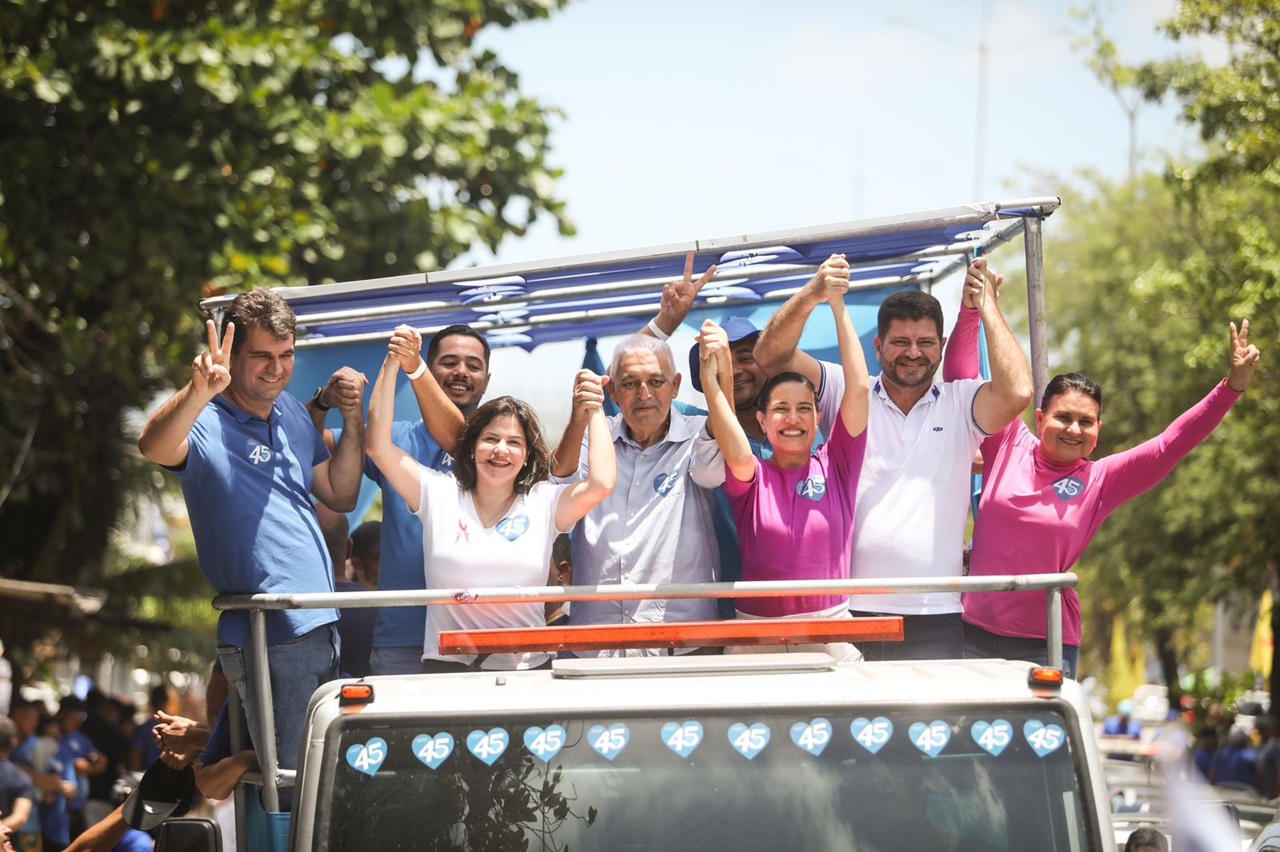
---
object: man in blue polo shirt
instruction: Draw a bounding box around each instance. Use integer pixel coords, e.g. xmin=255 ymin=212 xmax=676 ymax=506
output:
xmin=138 ymin=288 xmax=365 ymax=797
xmin=315 ymin=324 xmax=491 ymax=675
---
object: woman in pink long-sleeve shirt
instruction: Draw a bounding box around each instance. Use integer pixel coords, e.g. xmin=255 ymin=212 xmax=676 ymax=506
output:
xmin=945 ymin=312 xmax=1259 ymax=678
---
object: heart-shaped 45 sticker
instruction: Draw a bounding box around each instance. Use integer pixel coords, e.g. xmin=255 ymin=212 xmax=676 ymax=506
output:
xmin=412 ymin=733 xmax=454 ymax=769
xmin=660 ymin=721 xmax=703 ymax=758
xmin=728 ymin=723 xmax=771 ymax=759
xmin=466 ymin=728 xmax=509 ymax=766
xmin=970 ymin=720 xmax=1013 ymax=757
xmin=790 ymin=719 xmax=833 ymax=756
xmin=908 ymin=721 xmax=951 ymax=758
xmin=346 ymin=737 xmax=386 ymax=776
xmin=524 ymin=725 xmax=567 ymax=763
xmin=850 ymin=717 xmax=893 ymax=754
xmin=587 ymin=723 xmax=629 ymax=761
xmin=1023 ymin=720 xmax=1065 ymax=757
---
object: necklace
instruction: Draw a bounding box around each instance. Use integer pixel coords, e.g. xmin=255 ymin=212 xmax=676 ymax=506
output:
xmin=473 ymin=490 xmax=519 ymax=529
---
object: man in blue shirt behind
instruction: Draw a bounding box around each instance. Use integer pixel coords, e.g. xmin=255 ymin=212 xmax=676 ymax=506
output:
xmin=316 ymin=324 xmax=491 ymax=675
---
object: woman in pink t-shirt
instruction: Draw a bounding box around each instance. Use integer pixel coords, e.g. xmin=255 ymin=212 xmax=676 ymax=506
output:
xmin=951 ymin=318 xmax=1259 ymax=677
xmin=701 ymin=254 xmax=871 ymax=660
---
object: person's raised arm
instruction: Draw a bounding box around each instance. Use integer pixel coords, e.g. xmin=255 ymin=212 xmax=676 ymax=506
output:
xmin=942 ymin=295 xmax=983 ymax=383
xmin=552 ymin=370 xmax=596 ymax=479
xmin=391 ymin=324 xmax=466 ymax=456
xmin=137 ymin=320 xmax=234 ymax=468
xmin=754 ymin=262 xmax=831 ymax=388
xmin=1102 ymin=318 xmax=1260 ymax=503
xmin=699 ymin=320 xmax=755 ymax=482
xmin=2 ymin=796 xmax=32 ymax=832
xmin=969 ymin=258 xmax=1033 ymax=435
xmin=640 ymin=251 xmax=718 ymax=339
xmin=824 ymin=258 xmax=871 ymax=437
xmin=63 ymin=804 xmax=126 ymax=852
xmin=194 ymin=750 xmax=259 ymax=801
xmin=312 ymin=366 xmax=367 ymax=513
xmin=555 ymin=371 xmax=617 ymax=529
xmin=366 ymin=354 xmax=425 ymax=513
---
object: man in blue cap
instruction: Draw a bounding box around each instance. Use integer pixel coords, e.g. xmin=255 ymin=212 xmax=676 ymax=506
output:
xmin=684 ymin=316 xmax=770 ymax=449
xmin=638 ymin=254 xmax=846 ymax=616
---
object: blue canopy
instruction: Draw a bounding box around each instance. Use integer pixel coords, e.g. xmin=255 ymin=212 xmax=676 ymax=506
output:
xmin=207 ymin=197 xmax=1059 ymax=525
xmin=200 ymin=197 xmax=1059 ymax=356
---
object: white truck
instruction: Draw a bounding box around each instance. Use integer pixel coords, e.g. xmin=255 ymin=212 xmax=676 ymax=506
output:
xmin=161 ymin=198 xmax=1141 ymax=850
xmin=293 ymin=650 xmax=1107 ymax=851
xmin=149 ymin=572 xmax=1124 ymax=851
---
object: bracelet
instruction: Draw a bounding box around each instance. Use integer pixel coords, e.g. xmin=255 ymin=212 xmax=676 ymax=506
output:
xmin=646 ymin=318 xmax=671 ymax=341
xmin=310 ymin=386 xmax=331 ymax=412
xmin=406 ymin=361 xmax=428 ymax=381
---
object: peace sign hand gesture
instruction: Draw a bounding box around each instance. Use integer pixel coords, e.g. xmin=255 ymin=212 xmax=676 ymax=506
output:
xmin=659 ymin=251 xmax=718 ymax=328
xmin=192 ymin=319 xmax=234 ymax=398
xmin=1227 ymin=319 xmax=1260 ymax=392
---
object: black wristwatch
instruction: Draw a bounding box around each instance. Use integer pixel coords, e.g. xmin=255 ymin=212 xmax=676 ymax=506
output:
xmin=311 ymin=385 xmax=331 ymax=412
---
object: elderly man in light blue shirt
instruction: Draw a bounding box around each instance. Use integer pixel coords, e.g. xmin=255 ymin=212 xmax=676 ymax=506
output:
xmin=553 ymin=334 xmax=725 ymax=655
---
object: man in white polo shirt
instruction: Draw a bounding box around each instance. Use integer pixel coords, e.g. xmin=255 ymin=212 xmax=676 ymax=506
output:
xmin=754 ymin=258 xmax=1031 ymax=659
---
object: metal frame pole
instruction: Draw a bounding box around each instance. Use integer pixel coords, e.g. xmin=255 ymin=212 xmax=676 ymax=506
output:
xmin=228 ymin=685 xmax=249 ymax=852
xmin=1024 ymin=215 xmax=1050 ymax=407
xmin=249 ymin=609 xmax=281 ymax=812
xmin=1046 ymin=588 xmax=1064 ymax=670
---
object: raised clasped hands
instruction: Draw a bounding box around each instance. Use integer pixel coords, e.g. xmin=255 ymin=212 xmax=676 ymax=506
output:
xmin=322 ymin=366 xmax=368 ymax=417
xmin=698 ymin=319 xmax=730 ymax=375
xmin=388 ymin=324 xmax=424 ymax=374
xmin=572 ymin=369 xmax=606 ymax=423
xmin=1228 ymin=318 xmax=1261 ymax=392
xmin=811 ymin=254 xmax=851 ymax=306
xmin=963 ymin=257 xmax=1004 ymax=311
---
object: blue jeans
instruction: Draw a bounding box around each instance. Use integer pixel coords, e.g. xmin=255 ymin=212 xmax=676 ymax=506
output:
xmin=848 ymin=612 xmax=965 ymax=661
xmin=218 ymin=623 xmax=339 ymax=789
xmin=962 ymin=622 xmax=1079 ymax=679
xmin=370 ymin=645 xmax=425 ymax=676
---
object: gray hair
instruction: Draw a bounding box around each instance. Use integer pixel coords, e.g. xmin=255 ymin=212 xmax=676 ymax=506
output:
xmin=608 ymin=334 xmax=677 ymax=381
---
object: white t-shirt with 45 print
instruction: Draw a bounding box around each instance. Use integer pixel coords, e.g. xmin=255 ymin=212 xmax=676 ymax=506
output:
xmin=416 ymin=469 xmax=569 ymax=670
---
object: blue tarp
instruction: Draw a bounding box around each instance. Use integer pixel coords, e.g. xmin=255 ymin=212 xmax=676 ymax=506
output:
xmin=204 ymin=200 xmax=1054 ymax=348
xmin=206 ymin=199 xmax=1057 ymax=419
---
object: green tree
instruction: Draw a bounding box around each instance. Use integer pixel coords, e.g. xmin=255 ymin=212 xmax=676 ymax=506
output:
xmin=1057 ymin=0 xmax=1280 ymax=707
xmin=0 ymin=0 xmax=572 ymax=587
xmin=1126 ymin=0 xmax=1280 ymax=708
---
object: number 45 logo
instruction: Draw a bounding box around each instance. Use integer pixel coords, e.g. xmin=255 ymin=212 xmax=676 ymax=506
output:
xmin=246 ymin=441 xmax=272 ymax=465
xmin=1052 ymin=476 xmax=1084 ymax=502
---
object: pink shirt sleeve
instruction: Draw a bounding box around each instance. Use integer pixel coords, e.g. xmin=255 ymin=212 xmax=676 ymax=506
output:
xmin=1092 ymin=379 xmax=1241 ymax=511
xmin=942 ymin=306 xmax=983 ymax=382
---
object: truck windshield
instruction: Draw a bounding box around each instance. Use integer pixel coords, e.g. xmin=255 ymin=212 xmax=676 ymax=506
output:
xmin=319 ymin=705 xmax=1096 ymax=851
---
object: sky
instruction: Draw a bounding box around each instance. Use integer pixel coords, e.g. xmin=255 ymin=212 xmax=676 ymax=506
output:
xmin=470 ymin=0 xmax=1201 ymax=265
xmin=372 ymin=0 xmax=1213 ymax=434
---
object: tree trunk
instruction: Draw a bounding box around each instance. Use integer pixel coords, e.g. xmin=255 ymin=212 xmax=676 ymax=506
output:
xmin=1269 ymin=562 xmax=1280 ymax=721
xmin=1154 ymin=625 xmax=1182 ymax=712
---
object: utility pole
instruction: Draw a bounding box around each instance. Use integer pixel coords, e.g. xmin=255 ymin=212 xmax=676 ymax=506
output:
xmin=975 ymin=0 xmax=990 ymax=199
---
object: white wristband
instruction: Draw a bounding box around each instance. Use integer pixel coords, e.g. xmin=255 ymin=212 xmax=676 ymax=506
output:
xmin=406 ymin=361 xmax=428 ymax=381
xmin=646 ymin=318 xmax=671 ymax=341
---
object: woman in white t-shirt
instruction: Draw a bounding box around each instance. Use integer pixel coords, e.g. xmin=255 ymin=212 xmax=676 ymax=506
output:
xmin=366 ymin=332 xmax=615 ymax=672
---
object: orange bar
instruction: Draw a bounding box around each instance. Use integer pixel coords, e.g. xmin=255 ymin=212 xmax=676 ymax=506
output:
xmin=438 ymin=617 xmax=904 ymax=655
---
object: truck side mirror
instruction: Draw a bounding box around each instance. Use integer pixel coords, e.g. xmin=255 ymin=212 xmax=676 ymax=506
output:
xmin=154 ymin=818 xmax=223 ymax=852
